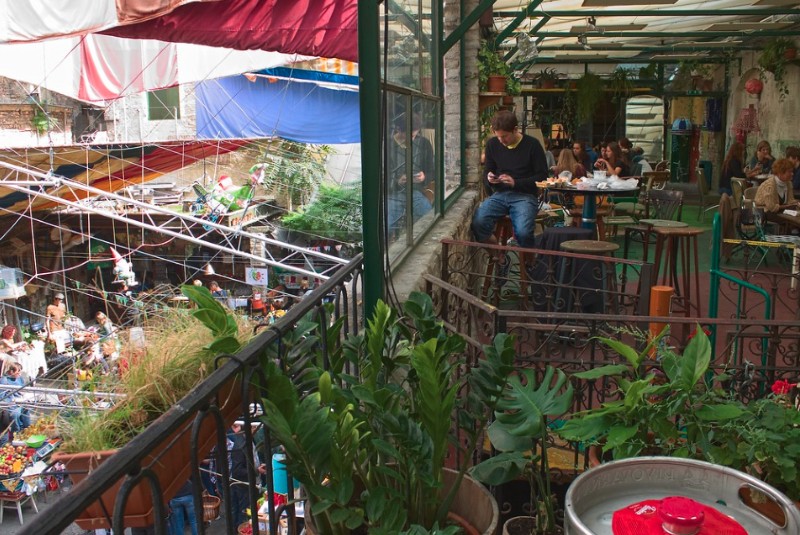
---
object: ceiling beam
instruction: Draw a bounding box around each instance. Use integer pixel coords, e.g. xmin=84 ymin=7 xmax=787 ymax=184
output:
xmin=494 ymin=0 xmax=543 ymax=48
xmin=442 ymin=0 xmax=495 ymax=54
xmin=535 ymin=44 xmax=759 ymax=52
xmin=496 ymin=8 xmax=800 ymax=17
xmin=533 ymin=30 xmax=800 ymax=38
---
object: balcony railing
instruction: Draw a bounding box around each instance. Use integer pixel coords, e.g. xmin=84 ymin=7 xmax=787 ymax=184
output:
xmin=23 ymin=254 xmax=364 ymax=535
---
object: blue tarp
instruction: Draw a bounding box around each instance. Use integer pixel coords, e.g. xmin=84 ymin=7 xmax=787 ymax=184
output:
xmin=196 ymin=75 xmax=360 ymax=144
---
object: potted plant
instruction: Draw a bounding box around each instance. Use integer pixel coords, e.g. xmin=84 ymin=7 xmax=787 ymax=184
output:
xmin=637 ymin=62 xmax=657 ymax=81
xmin=479 ymin=40 xmax=513 ymax=93
xmin=708 ymin=378 xmax=800 ymax=516
xmin=470 ymin=366 xmax=574 ymax=534
xmin=535 ymin=68 xmax=559 ymax=89
xmin=557 ymin=327 xmax=745 ymax=464
xmin=52 ymin=286 xmax=253 ymax=529
xmin=758 ymin=37 xmax=796 ymax=101
xmin=258 ymin=292 xmax=515 ymax=534
xmin=575 ymin=72 xmax=603 ymax=124
xmin=608 ymin=67 xmax=634 ymax=102
xmin=31 ymin=107 xmax=57 ymax=135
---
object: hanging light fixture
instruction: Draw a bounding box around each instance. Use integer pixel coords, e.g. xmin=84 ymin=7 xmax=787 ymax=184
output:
xmin=730 ymin=104 xmax=760 ymax=144
xmin=577 ymin=34 xmax=591 ymax=50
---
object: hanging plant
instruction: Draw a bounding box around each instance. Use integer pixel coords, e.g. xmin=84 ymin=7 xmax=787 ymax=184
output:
xmin=609 ymin=67 xmax=634 ymax=102
xmin=575 ymin=72 xmax=603 ymax=123
xmin=758 ymin=37 xmax=796 ymax=101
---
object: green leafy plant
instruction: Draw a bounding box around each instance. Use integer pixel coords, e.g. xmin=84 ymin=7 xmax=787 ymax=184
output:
xmin=758 ymin=37 xmax=796 ymax=101
xmin=256 ymin=141 xmax=333 ymax=211
xmin=280 ymin=182 xmax=363 ymax=243
xmin=57 ymin=286 xmax=252 ymax=453
xmin=575 ymin=72 xmax=603 ymax=124
xmin=608 ymin=67 xmax=634 ymax=102
xmin=471 ymin=367 xmax=573 ymax=534
xmin=710 ymin=380 xmax=800 ymax=501
xmin=637 ymin=63 xmax=657 ymax=81
xmin=557 ymin=327 xmax=744 ymax=461
xmin=258 ymin=292 xmax=516 ymax=534
xmin=478 ymin=40 xmax=514 ymax=91
xmin=31 ymin=107 xmax=57 ymax=135
xmin=535 ymin=68 xmax=559 ymax=88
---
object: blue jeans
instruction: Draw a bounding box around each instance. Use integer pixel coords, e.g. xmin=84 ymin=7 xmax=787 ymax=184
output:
xmin=472 ymin=190 xmax=540 ymax=248
xmin=8 ymin=406 xmax=29 ymax=433
xmin=169 ymin=494 xmax=198 ymax=535
xmin=388 ymin=188 xmax=433 ymax=233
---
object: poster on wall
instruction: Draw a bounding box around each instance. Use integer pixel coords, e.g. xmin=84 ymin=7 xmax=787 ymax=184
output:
xmin=245 ymin=267 xmax=269 ymax=286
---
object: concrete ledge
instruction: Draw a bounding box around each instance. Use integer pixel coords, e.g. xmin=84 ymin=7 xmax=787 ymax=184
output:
xmin=390 ymin=189 xmax=479 ymax=302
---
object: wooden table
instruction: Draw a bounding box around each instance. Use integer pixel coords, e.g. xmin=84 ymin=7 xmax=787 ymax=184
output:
xmin=773 ymin=211 xmax=800 ymax=232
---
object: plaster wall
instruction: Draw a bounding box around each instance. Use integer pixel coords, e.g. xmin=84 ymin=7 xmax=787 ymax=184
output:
xmin=728 ymin=51 xmax=800 ymax=159
xmin=105 ymin=84 xmax=197 ymax=143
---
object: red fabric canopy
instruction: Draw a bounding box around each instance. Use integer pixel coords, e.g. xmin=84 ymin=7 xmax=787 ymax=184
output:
xmin=103 ymin=0 xmax=359 ymax=62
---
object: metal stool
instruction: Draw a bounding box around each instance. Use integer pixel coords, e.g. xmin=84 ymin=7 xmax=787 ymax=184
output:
xmin=482 ymin=216 xmax=529 ymax=302
xmin=651 ymin=226 xmax=704 ymax=317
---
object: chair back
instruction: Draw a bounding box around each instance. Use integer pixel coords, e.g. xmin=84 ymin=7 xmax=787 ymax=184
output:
xmin=753 ymin=207 xmax=768 ymax=240
xmin=654 ymin=160 xmax=669 ymax=172
xmin=646 ymin=188 xmax=683 ymax=221
xmin=696 ymin=168 xmax=709 ymax=196
xmin=643 ymin=171 xmax=670 ymax=191
xmin=730 ymin=177 xmax=748 ymax=209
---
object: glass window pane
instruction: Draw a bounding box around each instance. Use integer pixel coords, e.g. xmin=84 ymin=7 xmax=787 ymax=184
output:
xmin=147 ymin=87 xmax=180 ymax=121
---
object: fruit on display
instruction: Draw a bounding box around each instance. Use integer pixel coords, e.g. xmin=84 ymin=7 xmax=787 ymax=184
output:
xmin=0 ymin=443 xmax=31 ymax=476
xmin=16 ymin=414 xmax=57 ymax=442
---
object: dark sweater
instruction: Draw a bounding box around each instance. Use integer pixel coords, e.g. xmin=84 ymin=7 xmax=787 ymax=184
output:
xmin=483 ymin=134 xmax=547 ymax=196
xmin=720 ymin=158 xmax=744 ymax=192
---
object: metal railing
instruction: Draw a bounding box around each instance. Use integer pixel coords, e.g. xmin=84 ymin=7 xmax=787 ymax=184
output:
xmin=22 ymin=255 xmax=364 ymax=535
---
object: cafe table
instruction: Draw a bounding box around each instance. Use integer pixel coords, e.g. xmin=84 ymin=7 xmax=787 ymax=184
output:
xmin=541 ymin=182 xmax=640 ymax=234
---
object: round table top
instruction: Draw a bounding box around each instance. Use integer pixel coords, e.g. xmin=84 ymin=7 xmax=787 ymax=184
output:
xmin=560 ymin=239 xmax=620 ymax=254
xmin=639 ymin=218 xmax=689 ymax=228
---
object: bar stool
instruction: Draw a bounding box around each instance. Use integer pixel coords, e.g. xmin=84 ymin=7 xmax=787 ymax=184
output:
xmin=651 ymin=226 xmax=704 ymax=317
xmin=557 ymin=240 xmax=620 ymax=313
xmin=0 ymin=490 xmax=38 ymax=525
xmin=481 ymin=216 xmax=527 ymax=302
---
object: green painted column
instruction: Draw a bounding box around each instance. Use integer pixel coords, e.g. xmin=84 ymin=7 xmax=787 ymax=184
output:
xmin=358 ymin=0 xmax=383 ymax=317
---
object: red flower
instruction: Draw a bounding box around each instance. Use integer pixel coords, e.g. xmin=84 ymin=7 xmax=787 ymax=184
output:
xmin=771 ymin=379 xmax=796 ymax=396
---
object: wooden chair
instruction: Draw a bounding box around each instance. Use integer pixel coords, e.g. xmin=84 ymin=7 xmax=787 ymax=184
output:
xmin=654 ymin=160 xmax=669 ymax=172
xmin=643 ymin=171 xmax=670 ymax=191
xmin=696 ymin=167 xmax=720 ymax=221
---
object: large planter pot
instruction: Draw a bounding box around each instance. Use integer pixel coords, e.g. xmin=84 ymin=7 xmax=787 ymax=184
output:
xmin=305 ymin=469 xmax=498 ymax=534
xmin=52 ymin=377 xmax=245 ymax=530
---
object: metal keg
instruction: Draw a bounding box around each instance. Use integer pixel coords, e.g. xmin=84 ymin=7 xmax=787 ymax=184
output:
xmin=564 ymin=456 xmax=800 ymax=534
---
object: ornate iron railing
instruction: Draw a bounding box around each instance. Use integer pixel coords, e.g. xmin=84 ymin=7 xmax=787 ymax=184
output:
xmin=22 ymin=255 xmax=365 ymax=535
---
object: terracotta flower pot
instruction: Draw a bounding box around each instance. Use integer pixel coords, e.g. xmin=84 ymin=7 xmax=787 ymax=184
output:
xmin=784 ymin=47 xmax=797 ymax=61
xmin=53 ymin=377 xmax=245 ymax=530
xmin=487 ymin=75 xmax=507 ymax=93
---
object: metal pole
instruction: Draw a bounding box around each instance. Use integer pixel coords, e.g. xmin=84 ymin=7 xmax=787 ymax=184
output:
xmin=359 ymin=0 xmax=383 ymax=316
xmin=0 ymin=163 xmax=344 ymax=264
xmin=1 ymin=182 xmax=328 ymax=280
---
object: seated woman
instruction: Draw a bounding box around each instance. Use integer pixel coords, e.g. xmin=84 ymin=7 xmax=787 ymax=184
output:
xmin=754 ymin=158 xmax=798 ymax=216
xmin=748 ymin=140 xmax=775 ymax=177
xmin=0 ymin=325 xmax=29 ymax=355
xmin=0 ymin=363 xmax=30 ymax=433
xmin=593 ymin=142 xmax=631 ymax=177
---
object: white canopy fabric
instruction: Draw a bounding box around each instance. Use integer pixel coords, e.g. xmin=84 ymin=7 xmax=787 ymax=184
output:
xmin=0 ymin=0 xmax=205 ymax=43
xmin=0 ymin=34 xmax=315 ymax=102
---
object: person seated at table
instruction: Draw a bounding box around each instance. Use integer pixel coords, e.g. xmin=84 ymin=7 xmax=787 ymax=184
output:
xmin=471 ymin=110 xmax=548 ymax=254
xmin=593 ymin=142 xmax=630 ymax=177
xmin=785 ymin=146 xmax=800 ymax=191
xmin=719 ymin=141 xmax=747 ymax=195
xmin=0 ymin=363 xmax=30 ymax=433
xmin=553 ymin=146 xmax=587 ymax=180
xmin=631 ymin=146 xmax=653 ymax=174
xmin=754 ymin=158 xmax=798 ymax=214
xmin=572 ymin=140 xmax=594 ymax=171
xmin=748 ymin=140 xmax=775 ymax=176
xmin=208 ymin=280 xmax=228 ymax=299
xmin=0 ymin=326 xmax=29 ymax=355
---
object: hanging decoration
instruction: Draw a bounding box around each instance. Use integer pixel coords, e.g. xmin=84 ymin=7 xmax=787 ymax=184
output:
xmin=730 ymin=104 xmax=760 ymax=144
xmin=110 ymin=248 xmax=138 ymax=287
xmin=744 ymin=78 xmax=763 ymax=96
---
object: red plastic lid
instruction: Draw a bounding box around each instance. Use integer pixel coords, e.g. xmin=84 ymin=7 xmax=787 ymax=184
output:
xmin=659 ymin=497 xmax=705 ymax=527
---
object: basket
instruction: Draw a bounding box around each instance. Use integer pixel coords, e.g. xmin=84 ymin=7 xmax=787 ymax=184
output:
xmin=202 ymin=492 xmax=220 ymax=523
